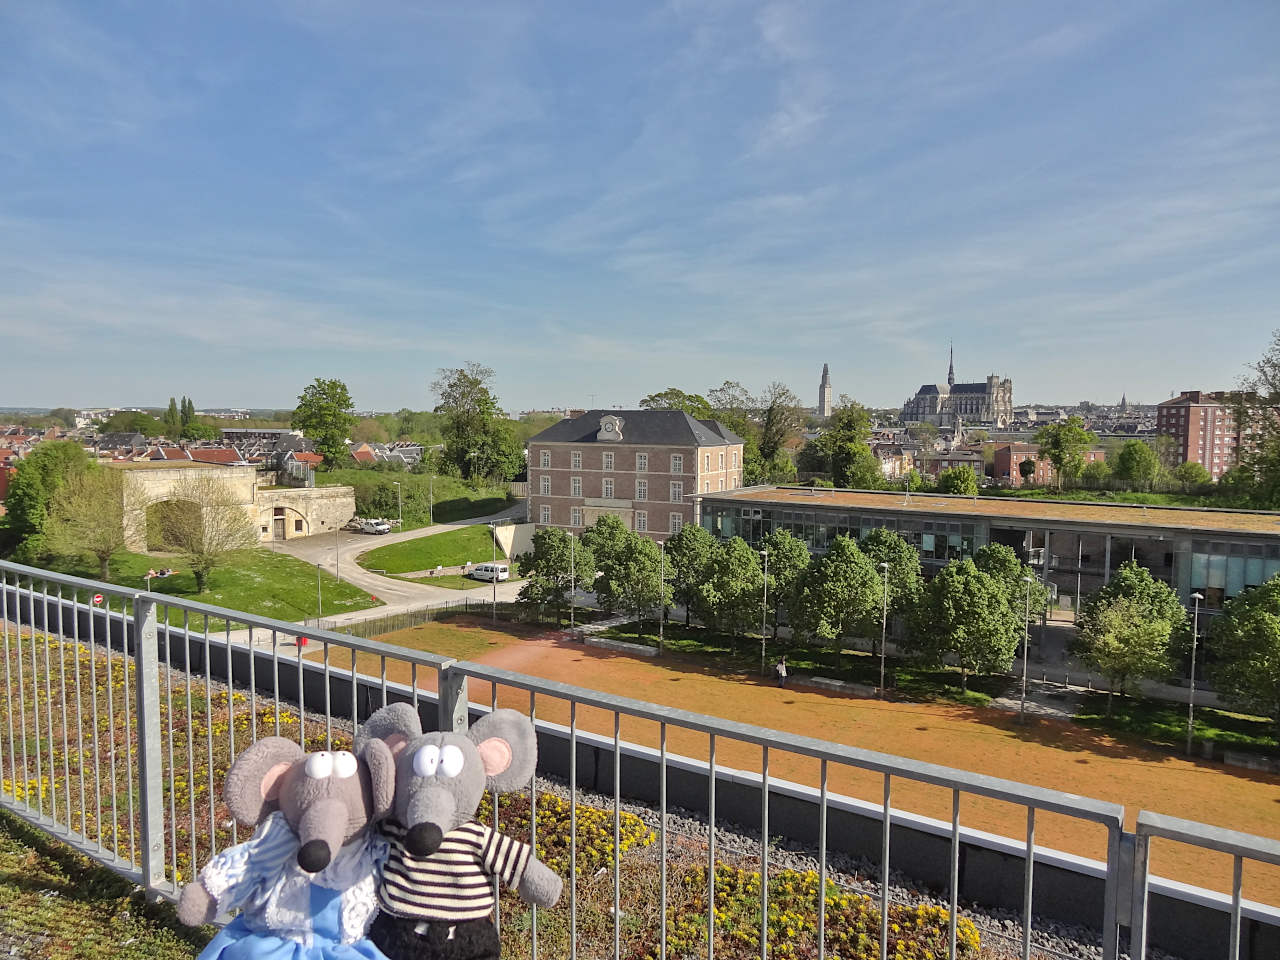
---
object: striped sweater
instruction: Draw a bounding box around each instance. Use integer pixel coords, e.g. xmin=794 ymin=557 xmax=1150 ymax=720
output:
xmin=378 ymin=819 xmax=533 ymax=922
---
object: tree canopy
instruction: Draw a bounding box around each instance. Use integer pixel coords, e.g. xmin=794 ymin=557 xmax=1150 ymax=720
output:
xmin=515 ymin=527 xmax=597 ymax=623
xmin=1233 ymin=329 xmax=1280 ymax=507
xmin=1078 ymin=560 xmax=1188 ymax=640
xmin=3 ymin=440 xmax=91 ymax=544
xmin=431 ymin=363 xmax=523 ymax=482
xmin=639 ymin=388 xmax=712 ymax=419
xmin=1207 ymin=576 xmax=1280 ymax=728
xmin=44 ymin=467 xmax=126 ymax=579
xmin=908 ymin=558 xmax=1021 ymax=689
xmin=794 ymin=535 xmax=880 ymax=644
xmin=1034 ymin=416 xmax=1097 ymax=489
xmin=1076 ymin=595 xmax=1172 ymax=715
xmin=936 ymin=465 xmax=979 ymax=496
xmin=1113 ymin=439 xmax=1159 ymax=489
xmin=292 ymin=378 xmax=357 ymax=468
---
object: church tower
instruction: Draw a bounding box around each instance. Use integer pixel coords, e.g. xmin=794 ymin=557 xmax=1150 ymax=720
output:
xmin=947 ymin=343 xmax=955 ymax=388
xmin=818 ymin=363 xmax=832 ymax=418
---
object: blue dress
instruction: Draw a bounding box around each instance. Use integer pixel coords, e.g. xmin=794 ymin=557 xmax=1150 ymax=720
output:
xmin=195 ymin=813 xmax=390 ymax=960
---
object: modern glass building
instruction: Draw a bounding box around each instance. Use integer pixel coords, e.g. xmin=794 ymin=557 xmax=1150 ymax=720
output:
xmin=695 ymin=486 xmax=1280 ymax=612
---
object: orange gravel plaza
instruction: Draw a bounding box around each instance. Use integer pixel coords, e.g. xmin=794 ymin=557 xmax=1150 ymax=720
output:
xmin=335 ymin=616 xmax=1280 ymax=905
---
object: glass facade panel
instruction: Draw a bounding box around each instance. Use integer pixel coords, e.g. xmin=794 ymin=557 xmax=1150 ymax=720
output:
xmin=1207 ymin=555 xmax=1227 ymax=589
xmin=1226 ymin=556 xmax=1246 ymax=597
xmin=1190 ymin=553 xmax=1208 ymax=588
xmin=1246 ymin=557 xmax=1265 ymax=586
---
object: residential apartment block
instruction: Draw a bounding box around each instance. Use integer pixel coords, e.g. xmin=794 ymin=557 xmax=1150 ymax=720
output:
xmin=526 ymin=410 xmax=744 ymax=539
xmin=992 ymin=443 xmax=1106 ymax=487
xmin=1156 ymin=391 xmax=1242 ymax=480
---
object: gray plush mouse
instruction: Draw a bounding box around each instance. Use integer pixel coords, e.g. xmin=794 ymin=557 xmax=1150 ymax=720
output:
xmin=176 ymin=736 xmax=396 ymax=960
xmin=356 ymin=703 xmax=562 ymax=960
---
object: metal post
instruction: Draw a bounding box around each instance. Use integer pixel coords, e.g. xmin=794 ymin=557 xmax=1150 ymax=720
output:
xmin=760 ymin=548 xmax=768 ymax=676
xmin=659 ymin=540 xmax=665 ymax=654
xmin=569 ymin=533 xmax=575 ymax=632
xmin=878 ymin=561 xmax=889 ymax=697
xmin=1188 ymin=592 xmax=1203 ymax=755
xmin=437 ymin=662 xmax=468 ymax=733
xmin=490 ymin=522 xmax=497 ymax=622
xmin=335 ymin=527 xmax=340 ymax=580
xmin=1076 ymin=535 xmax=1083 ymax=622
xmin=393 ymin=480 xmax=402 ymax=530
xmin=132 ymin=594 xmax=166 ymax=892
xmin=316 ymin=563 xmax=322 ymax=624
xmin=429 ymin=474 xmax=434 ymax=526
xmin=1021 ymin=576 xmax=1033 ymax=724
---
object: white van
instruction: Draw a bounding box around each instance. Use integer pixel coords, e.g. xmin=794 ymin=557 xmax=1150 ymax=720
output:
xmin=470 ymin=562 xmax=510 ymax=582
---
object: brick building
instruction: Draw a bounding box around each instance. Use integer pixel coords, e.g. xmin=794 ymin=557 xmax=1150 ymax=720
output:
xmin=993 ymin=443 xmax=1106 ymax=487
xmin=1156 ymin=391 xmax=1241 ymax=480
xmin=527 ymin=410 xmax=744 ymax=539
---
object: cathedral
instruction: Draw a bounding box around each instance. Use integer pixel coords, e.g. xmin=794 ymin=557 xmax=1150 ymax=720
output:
xmin=902 ymin=347 xmax=1013 ymax=428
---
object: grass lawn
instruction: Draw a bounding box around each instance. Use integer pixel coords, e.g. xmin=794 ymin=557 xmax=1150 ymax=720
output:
xmin=980 ymin=488 xmax=1219 ymax=508
xmin=1074 ymin=693 xmax=1278 ymax=755
xmin=39 ymin=549 xmax=383 ymax=628
xmin=0 ymin=808 xmax=208 ymax=959
xmin=316 ymin=469 xmax=513 ymax=531
xmin=597 ymin=621 xmax=1005 ymax=707
xmin=358 ymin=525 xmax=506 ymax=574
xmin=400 ymin=573 xmax=490 ymax=590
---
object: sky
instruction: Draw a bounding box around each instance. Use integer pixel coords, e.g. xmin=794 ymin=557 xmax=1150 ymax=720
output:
xmin=2 ymin=1 xmax=1278 ymax=413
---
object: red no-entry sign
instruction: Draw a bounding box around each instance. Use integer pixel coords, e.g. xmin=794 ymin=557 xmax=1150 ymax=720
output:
xmin=92 ymin=594 xmax=103 ymax=605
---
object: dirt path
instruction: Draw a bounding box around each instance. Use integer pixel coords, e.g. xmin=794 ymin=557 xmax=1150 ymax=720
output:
xmin=362 ymin=617 xmax=1280 ymax=905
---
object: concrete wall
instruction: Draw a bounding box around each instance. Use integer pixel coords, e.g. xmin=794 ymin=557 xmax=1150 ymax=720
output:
xmin=255 ymin=485 xmax=355 ymax=542
xmin=494 ymin=522 xmax=535 ymax=560
xmin=119 ymin=464 xmax=257 ymax=550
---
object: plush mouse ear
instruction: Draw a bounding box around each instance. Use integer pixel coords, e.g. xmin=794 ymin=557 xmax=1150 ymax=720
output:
xmin=468 ymin=709 xmax=537 ymax=794
xmin=359 ymin=739 xmax=397 ymax=821
xmin=224 ymin=737 xmax=304 ymax=826
xmin=357 ymin=702 xmax=423 ymax=759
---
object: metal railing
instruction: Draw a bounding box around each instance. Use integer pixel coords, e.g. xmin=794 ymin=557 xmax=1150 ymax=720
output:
xmin=1 ymin=558 xmax=1277 ymax=960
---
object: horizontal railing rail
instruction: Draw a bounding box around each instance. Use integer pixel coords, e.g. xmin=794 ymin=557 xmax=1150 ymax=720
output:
xmin=2 ymin=558 xmax=1279 ymax=960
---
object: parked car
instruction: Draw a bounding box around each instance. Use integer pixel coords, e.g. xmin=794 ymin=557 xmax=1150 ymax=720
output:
xmin=359 ymin=519 xmax=392 ymax=535
xmin=470 ymin=562 xmax=510 ymax=582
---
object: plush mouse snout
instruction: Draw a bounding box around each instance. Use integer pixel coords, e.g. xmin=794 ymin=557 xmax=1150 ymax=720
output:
xmin=297 ymin=838 xmax=333 ymax=872
xmin=403 ymin=786 xmax=457 ymax=857
xmin=405 ymin=822 xmax=444 ymax=856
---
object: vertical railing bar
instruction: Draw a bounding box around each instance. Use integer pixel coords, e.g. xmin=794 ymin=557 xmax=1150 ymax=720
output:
xmin=660 ymin=721 xmax=668 ymax=960
xmin=708 ymin=732 xmax=716 ymax=960
xmin=410 ymin=663 xmax=419 ymax=734
xmin=1129 ymin=834 xmax=1150 ymax=960
xmin=248 ymin=626 xmax=257 ymax=742
xmin=296 ymin=629 xmax=306 ymax=749
xmin=29 ymin=580 xmax=44 ymax=818
xmin=184 ymin=611 xmax=198 ymax=876
xmin=70 ymin=584 xmax=86 ymax=839
xmin=379 ymin=655 xmax=387 ymax=708
xmin=529 ymin=690 xmax=538 ymax=960
xmin=1102 ymin=826 xmax=1120 ymax=960
xmin=56 ymin=585 xmax=72 ymax=834
xmin=120 ymin=596 xmax=137 ymax=867
xmin=760 ymin=744 xmax=769 ymax=960
xmin=166 ymin=608 xmax=178 ymax=886
xmin=349 ymin=647 xmax=357 ymax=739
xmin=203 ymin=614 xmax=215 ymax=857
xmin=42 ymin=582 xmax=55 ymax=823
xmin=0 ymin=572 xmax=18 ymax=809
xmin=226 ymin=619 xmax=237 ymax=846
xmin=103 ymin=595 xmax=118 ymax=855
xmin=1229 ymin=854 xmax=1243 ymax=960
xmin=1022 ymin=807 xmax=1035 ymax=960
xmin=491 ymin=681 xmax=500 ymax=934
xmin=324 ymin=642 xmax=332 ymax=749
xmin=271 ymin=629 xmax=281 ymax=736
xmin=817 ymin=759 xmax=828 ymax=960
xmin=569 ymin=700 xmax=578 ymax=960
xmin=880 ymin=773 xmax=891 ymax=960
xmin=949 ymin=789 xmax=960 ymax=960
xmin=613 ymin=710 xmax=621 ymax=960
xmin=89 ymin=591 xmax=102 ymax=849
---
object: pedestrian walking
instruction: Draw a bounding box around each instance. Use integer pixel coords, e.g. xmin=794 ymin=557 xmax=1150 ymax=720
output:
xmin=773 ymin=655 xmax=788 ymax=688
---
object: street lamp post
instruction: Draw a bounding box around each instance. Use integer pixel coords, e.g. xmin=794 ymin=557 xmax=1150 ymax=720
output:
xmin=658 ymin=540 xmax=666 ymax=654
xmin=1188 ymin=592 xmax=1204 ymax=756
xmin=429 ymin=474 xmax=434 ymax=526
xmin=335 ymin=527 xmax=340 ymax=580
xmin=316 ymin=563 xmax=323 ymax=624
xmin=392 ymin=481 xmax=402 ymax=530
xmin=1020 ymin=576 xmax=1034 ymax=723
xmin=489 ymin=521 xmax=497 ymax=622
xmin=878 ymin=562 xmax=889 ymax=696
xmin=760 ymin=549 xmax=769 ymax=676
xmin=568 ymin=532 xmax=576 ymax=632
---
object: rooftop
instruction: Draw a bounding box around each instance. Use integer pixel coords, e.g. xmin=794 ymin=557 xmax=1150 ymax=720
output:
xmin=530 ymin=409 xmax=744 ymax=447
xmin=697 ymin=485 xmax=1280 ymax=538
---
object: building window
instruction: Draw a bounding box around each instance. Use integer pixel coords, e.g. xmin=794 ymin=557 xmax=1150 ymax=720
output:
xmin=704 ymin=480 xmax=710 ymax=492
xmin=540 ymin=475 xmax=551 ymax=495
xmin=540 ymin=450 xmax=550 ymax=468
xmin=603 ymin=452 xmax=614 ymax=470
xmin=636 ymin=453 xmax=648 ymax=472
xmin=719 ymin=452 xmax=724 ymax=469
xmin=294 ymin=519 xmax=303 ymax=532
xmin=274 ymin=507 xmax=285 ymax=517
xmin=670 ymin=513 xmax=683 ymax=533
xmin=732 ymin=451 xmax=738 ymax=468
xmin=671 ymin=454 xmax=683 ymax=473
xmin=635 ymin=510 xmax=647 ymax=532
xmin=636 ymin=479 xmax=648 ymax=500
xmin=670 ymin=481 xmax=683 ymax=502
xmin=261 ymin=525 xmax=268 ymax=534
xmin=719 ymin=478 xmax=724 ymax=491
xmin=571 ymin=506 xmax=583 ymax=526
xmin=705 ymin=453 xmax=710 ymax=470
xmin=572 ymin=450 xmax=582 ymax=469
xmin=571 ymin=476 xmax=582 ymax=497
xmin=603 ymin=478 xmax=615 ymax=499
xmin=540 ymin=504 xmax=551 ymax=524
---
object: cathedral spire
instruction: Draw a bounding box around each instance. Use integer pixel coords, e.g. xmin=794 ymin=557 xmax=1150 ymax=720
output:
xmin=947 ymin=342 xmax=955 ymax=388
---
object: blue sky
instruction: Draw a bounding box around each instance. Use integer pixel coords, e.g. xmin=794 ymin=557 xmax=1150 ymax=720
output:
xmin=2 ymin=1 xmax=1278 ymax=413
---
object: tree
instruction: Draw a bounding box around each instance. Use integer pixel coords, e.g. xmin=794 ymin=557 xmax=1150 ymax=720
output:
xmin=595 ymin=534 xmax=667 ymax=637
xmin=1113 ymin=440 xmax=1159 ymax=490
xmin=3 ymin=440 xmax=91 ymax=541
xmin=180 ymin=397 xmax=195 ymax=429
xmin=858 ymin=528 xmax=924 ymax=624
xmin=1172 ymin=461 xmax=1212 ymax=486
xmin=973 ymin=543 xmax=1050 ymax=621
xmin=515 ymin=527 xmax=596 ymax=624
xmin=808 ymin=401 xmax=877 ymax=487
xmin=707 ymin=380 xmax=767 ymax=484
xmin=639 ymin=388 xmax=712 ymax=419
xmin=154 ymin=474 xmax=258 ymax=592
xmin=1208 ymin=576 xmax=1280 ymax=730
xmin=99 ymin=410 xmax=164 ymax=436
xmin=1234 ymin=330 xmax=1280 ymax=507
xmin=579 ymin=514 xmax=634 ymax=614
xmin=181 ymin=421 xmax=219 ymax=442
xmin=44 ymin=467 xmax=126 ymax=579
xmin=700 ymin=537 xmax=764 ymax=639
xmin=793 ymin=536 xmax=880 ymax=644
xmin=432 ymin=363 xmax=523 ymax=482
xmin=1034 ymin=416 xmax=1097 ymax=490
xmin=756 ymin=382 xmax=803 ymax=464
xmin=760 ymin=528 xmax=810 ymax=639
xmin=1018 ymin=458 xmax=1037 ymax=484
xmin=909 ymin=559 xmax=1021 ymax=689
xmin=292 ymin=378 xmax=357 ymax=468
xmin=903 ymin=468 xmax=924 ymax=492
xmin=907 ymin=423 xmax=939 ymax=447
xmin=47 ymin=407 xmax=77 ymax=429
xmin=352 ymin=419 xmax=391 ymax=444
xmin=1078 ymin=560 xmax=1188 ymax=641
xmin=937 ymin=465 xmax=979 ymax=496
xmin=164 ymin=398 xmax=182 ymax=438
xmin=1077 ymin=596 xmax=1172 ymax=716
xmin=1152 ymin=434 xmax=1182 ymax=474
xmin=665 ymin=522 xmax=718 ymax=626
xmin=1079 ymin=459 xmax=1111 ymax=486
xmin=833 ymin=442 xmax=882 ymax=489
xmin=965 ymin=429 xmax=990 ymax=444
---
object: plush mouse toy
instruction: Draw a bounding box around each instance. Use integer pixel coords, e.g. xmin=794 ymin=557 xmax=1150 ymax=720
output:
xmin=356 ymin=703 xmax=563 ymax=960
xmin=177 ymin=736 xmax=396 ymax=960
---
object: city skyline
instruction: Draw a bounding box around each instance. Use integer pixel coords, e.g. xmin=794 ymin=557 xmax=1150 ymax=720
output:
xmin=3 ymin=2 xmax=1278 ymax=409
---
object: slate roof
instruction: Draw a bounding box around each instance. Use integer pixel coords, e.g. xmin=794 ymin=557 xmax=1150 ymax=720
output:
xmin=97 ymin=432 xmax=147 ymax=449
xmin=950 ymin=383 xmax=992 ymax=394
xmin=189 ymin=448 xmax=246 ymax=465
xmin=530 ymin=410 xmax=744 ymax=447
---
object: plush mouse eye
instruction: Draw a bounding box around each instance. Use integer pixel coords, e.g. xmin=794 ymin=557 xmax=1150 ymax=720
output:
xmin=413 ymin=745 xmax=440 ymax=778
xmin=439 ymin=745 xmax=465 ymax=778
xmin=305 ymin=752 xmax=334 ymax=780
xmin=333 ymin=751 xmax=358 ymax=779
